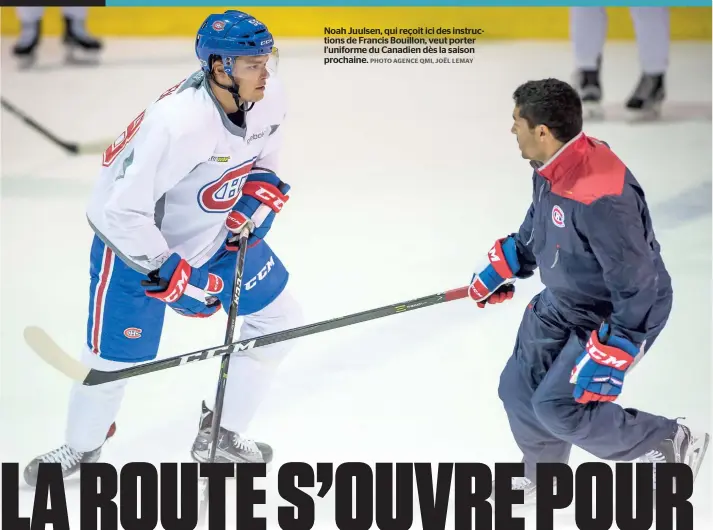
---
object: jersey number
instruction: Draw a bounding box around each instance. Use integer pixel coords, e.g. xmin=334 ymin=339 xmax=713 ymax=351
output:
xmin=101 ymin=79 xmax=185 ymax=168
xmin=102 ymin=112 xmax=145 ymax=167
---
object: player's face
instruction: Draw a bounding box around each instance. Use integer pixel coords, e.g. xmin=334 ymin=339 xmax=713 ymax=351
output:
xmin=511 ymin=107 xmax=541 ymax=160
xmin=232 ymin=55 xmax=271 ymax=102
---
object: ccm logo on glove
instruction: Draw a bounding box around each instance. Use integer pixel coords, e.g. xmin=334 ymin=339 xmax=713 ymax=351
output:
xmin=242 ymin=181 xmax=288 ymax=213
xmin=570 ymin=324 xmax=641 ymax=404
xmin=143 ymin=253 xmax=224 ymax=319
xmin=468 ymin=237 xmax=520 ymax=307
xmin=162 ymin=262 xmax=191 ymax=304
xmin=585 ymin=335 xmax=635 ymax=369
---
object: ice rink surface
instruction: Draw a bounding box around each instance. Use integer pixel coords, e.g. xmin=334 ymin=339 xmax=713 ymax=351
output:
xmin=1 ymin=37 xmax=711 ymax=528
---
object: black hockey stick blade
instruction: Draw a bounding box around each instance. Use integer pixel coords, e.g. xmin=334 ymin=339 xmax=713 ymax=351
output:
xmin=24 ymin=286 xmax=470 ymax=386
xmin=1 ymin=97 xmax=111 ymax=156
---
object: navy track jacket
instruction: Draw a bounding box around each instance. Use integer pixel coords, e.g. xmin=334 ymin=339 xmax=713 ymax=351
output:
xmin=511 ymin=132 xmax=673 ymax=347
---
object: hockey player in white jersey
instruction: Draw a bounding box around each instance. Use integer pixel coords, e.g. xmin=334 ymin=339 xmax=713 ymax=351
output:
xmin=23 ymin=10 xmax=303 ymax=486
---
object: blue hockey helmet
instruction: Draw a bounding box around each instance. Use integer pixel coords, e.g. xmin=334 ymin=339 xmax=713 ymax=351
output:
xmin=195 ymin=10 xmax=274 ymax=77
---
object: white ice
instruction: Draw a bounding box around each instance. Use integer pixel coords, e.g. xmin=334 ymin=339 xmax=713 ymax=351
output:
xmin=1 ymin=37 xmax=711 ymax=529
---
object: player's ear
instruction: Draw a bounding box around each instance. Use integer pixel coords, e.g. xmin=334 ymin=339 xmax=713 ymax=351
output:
xmin=211 ymin=57 xmax=225 ymax=76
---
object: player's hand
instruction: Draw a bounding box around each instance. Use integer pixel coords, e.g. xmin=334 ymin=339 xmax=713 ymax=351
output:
xmin=468 ymin=237 xmax=521 ymax=308
xmin=142 ymin=253 xmax=224 ymax=318
xmin=226 ymin=168 xmax=290 ymax=251
xmin=570 ymin=324 xmax=641 ymax=403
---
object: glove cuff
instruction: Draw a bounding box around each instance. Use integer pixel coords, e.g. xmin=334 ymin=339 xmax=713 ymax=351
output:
xmin=597 ymin=323 xmax=641 ymax=356
xmin=247 ymin=168 xmax=280 ymax=186
xmin=488 ymin=237 xmax=520 ymax=278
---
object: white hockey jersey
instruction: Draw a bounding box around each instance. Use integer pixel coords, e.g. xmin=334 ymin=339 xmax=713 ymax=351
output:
xmin=86 ymin=70 xmax=286 ymax=274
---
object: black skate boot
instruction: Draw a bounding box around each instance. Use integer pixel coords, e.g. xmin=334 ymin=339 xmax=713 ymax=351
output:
xmin=190 ymin=400 xmax=273 ymax=467
xmin=12 ymin=20 xmax=41 ymax=68
xmin=637 ymin=423 xmax=709 ymax=502
xmin=23 ymin=422 xmax=116 ymax=487
xmin=63 ymin=16 xmax=103 ymax=65
xmin=625 ymin=73 xmax=665 ymax=120
xmin=574 ymin=64 xmax=604 ymax=120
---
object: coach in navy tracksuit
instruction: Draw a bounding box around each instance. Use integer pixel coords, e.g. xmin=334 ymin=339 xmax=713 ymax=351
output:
xmin=468 ymin=78 xmax=708 ymax=497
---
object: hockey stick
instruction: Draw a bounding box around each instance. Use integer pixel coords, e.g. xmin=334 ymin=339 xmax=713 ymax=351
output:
xmin=23 ymin=286 xmax=470 ymax=386
xmin=198 ymin=226 xmax=251 ymax=526
xmin=1 ymin=97 xmax=112 ymax=155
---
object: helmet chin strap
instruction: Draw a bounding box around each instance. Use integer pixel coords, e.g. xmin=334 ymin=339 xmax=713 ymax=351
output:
xmin=209 ymin=70 xmax=255 ymax=113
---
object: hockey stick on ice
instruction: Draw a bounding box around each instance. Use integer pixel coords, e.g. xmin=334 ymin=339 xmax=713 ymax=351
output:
xmin=23 ymin=286 xmax=470 ymax=386
xmin=198 ymin=225 xmax=251 ymax=526
xmin=1 ymin=97 xmax=112 ymax=155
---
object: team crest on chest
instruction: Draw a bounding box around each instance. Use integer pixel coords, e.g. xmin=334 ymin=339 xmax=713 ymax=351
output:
xmin=198 ymin=158 xmax=255 ymax=213
xmin=552 ymin=205 xmax=565 ymax=228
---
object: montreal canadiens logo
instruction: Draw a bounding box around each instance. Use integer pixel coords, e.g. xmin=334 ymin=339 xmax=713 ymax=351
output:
xmin=212 ymin=21 xmax=225 ymax=31
xmin=198 ymin=159 xmax=255 ymax=213
xmin=124 ymin=327 xmax=142 ymax=339
xmin=552 ymin=205 xmax=565 ymax=228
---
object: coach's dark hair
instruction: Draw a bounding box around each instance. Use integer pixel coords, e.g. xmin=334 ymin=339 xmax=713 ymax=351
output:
xmin=513 ymin=78 xmax=583 ymax=143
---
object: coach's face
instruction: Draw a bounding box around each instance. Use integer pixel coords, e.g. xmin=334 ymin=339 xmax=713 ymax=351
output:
xmin=511 ymin=106 xmax=540 ymax=161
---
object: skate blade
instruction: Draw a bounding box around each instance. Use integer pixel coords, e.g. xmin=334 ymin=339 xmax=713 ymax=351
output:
xmin=15 ymin=54 xmax=37 ymax=70
xmin=64 ymin=47 xmax=102 ymax=66
xmin=190 ymin=449 xmax=273 ymax=473
xmin=583 ymin=102 xmax=605 ymax=120
xmin=625 ymin=103 xmax=663 ymax=122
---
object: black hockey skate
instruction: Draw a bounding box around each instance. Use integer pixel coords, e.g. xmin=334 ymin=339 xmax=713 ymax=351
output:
xmin=190 ymin=401 xmax=273 ymax=467
xmin=575 ymin=70 xmax=603 ymax=120
xmin=625 ymin=73 xmax=665 ymax=120
xmin=636 ymin=423 xmax=709 ymax=502
xmin=23 ymin=422 xmax=116 ymax=487
xmin=12 ymin=21 xmax=41 ymax=69
xmin=63 ymin=16 xmax=103 ymax=65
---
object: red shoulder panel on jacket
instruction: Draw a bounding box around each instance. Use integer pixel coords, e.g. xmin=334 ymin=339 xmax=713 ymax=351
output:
xmin=537 ymin=133 xmax=627 ymax=205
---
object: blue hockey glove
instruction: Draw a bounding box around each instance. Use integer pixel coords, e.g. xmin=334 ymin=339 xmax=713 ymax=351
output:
xmin=226 ymin=168 xmax=290 ymax=251
xmin=468 ymin=237 xmax=520 ymax=308
xmin=142 ymin=253 xmax=224 ymax=318
xmin=570 ymin=324 xmax=641 ymax=403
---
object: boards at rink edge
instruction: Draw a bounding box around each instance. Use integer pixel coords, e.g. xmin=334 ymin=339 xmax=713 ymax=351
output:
xmin=2 ymin=461 xmax=697 ymax=530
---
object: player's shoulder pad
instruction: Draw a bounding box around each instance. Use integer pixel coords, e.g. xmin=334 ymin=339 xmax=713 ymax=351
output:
xmin=149 ymin=71 xmax=221 ymax=146
xmin=548 ymin=135 xmax=627 ymax=206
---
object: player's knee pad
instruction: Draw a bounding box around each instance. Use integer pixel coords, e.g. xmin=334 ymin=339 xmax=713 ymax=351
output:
xmin=240 ymin=288 xmax=303 ymax=366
